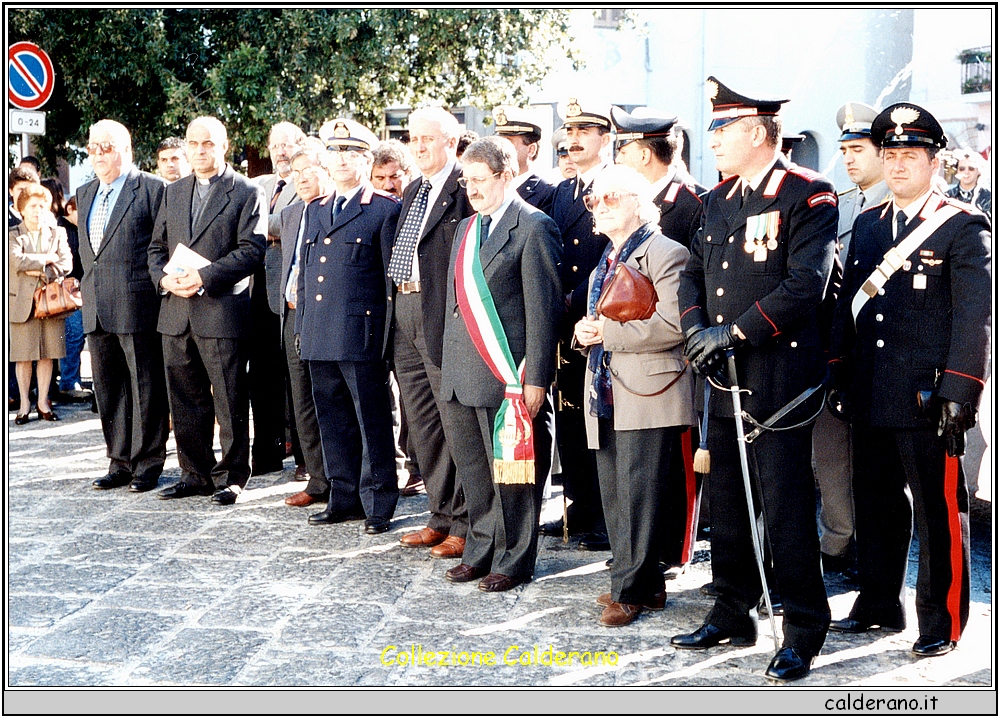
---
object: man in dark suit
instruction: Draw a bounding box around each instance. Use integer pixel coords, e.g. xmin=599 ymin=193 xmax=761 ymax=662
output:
xmin=611 ymin=105 xmax=706 ymax=578
xmin=545 ymin=99 xmax=614 ymax=551
xmin=148 ymin=115 xmax=267 ymax=506
xmin=828 ymin=104 xmax=990 ymax=658
xmin=492 ymin=106 xmax=556 ymax=215
xmin=295 ymin=119 xmax=401 ymax=534
xmin=673 ymin=78 xmax=837 ymax=682
xmin=275 ymin=139 xmax=334 ymax=508
xmin=440 ymin=137 xmax=562 ymax=591
xmin=77 ymin=119 xmax=170 ymax=493
xmin=390 ymin=107 xmax=475 ymax=557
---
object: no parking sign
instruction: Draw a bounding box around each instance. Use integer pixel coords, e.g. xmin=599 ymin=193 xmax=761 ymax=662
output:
xmin=9 ymin=41 xmax=55 ymax=110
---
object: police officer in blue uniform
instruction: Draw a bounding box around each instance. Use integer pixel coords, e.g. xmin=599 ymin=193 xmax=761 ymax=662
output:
xmin=673 ymin=77 xmax=837 ymax=682
xmin=544 ymin=99 xmax=614 ymax=550
xmin=295 ymin=119 xmax=402 ymax=534
xmin=828 ymin=104 xmax=991 ymax=658
xmin=492 ymin=106 xmax=556 ymax=215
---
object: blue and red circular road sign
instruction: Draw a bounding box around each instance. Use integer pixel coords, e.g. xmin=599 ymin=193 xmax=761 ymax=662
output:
xmin=9 ymin=41 xmax=55 ymax=110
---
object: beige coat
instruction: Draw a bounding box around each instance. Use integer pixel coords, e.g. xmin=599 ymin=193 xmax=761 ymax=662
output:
xmin=8 ymin=221 xmax=73 ymax=323
xmin=582 ymin=231 xmax=697 ymax=449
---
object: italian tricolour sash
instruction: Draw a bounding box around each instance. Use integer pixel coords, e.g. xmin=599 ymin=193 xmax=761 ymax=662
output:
xmin=454 ymin=214 xmax=535 ymax=485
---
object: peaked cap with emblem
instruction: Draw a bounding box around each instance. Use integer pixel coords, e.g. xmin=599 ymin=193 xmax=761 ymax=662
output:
xmin=836 ymin=101 xmax=879 ymax=142
xmin=557 ymin=97 xmax=611 ymax=131
xmin=610 ymin=106 xmax=678 ymax=149
xmin=706 ymin=76 xmax=789 ymax=131
xmin=492 ymin=106 xmax=542 ymax=144
xmin=870 ymin=102 xmax=947 ymax=149
xmin=319 ymin=118 xmax=378 ymax=152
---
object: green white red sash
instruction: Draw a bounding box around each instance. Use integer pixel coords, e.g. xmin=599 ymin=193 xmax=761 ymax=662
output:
xmin=454 ymin=213 xmax=535 ymax=485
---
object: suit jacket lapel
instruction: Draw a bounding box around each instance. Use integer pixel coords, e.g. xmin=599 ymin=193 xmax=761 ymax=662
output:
xmin=96 ymin=170 xmax=139 ymax=257
xmin=420 ymin=166 xmax=460 ymax=240
xmin=480 ymin=201 xmax=519 ymax=272
xmin=562 ymin=179 xmax=590 ymax=229
xmin=331 ymin=192 xmax=362 ymax=233
xmin=175 ymin=175 xmax=196 ymax=245
xmin=77 ymin=181 xmax=98 ymax=253
xmin=727 ymin=159 xmax=785 ymax=239
xmin=191 ymin=167 xmax=233 ymax=243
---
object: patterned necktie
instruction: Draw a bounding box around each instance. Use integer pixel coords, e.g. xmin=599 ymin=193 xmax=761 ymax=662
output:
xmin=895 ymin=210 xmax=908 ymax=242
xmin=388 ymin=179 xmax=432 ymax=284
xmin=89 ymin=186 xmax=113 ymax=254
xmin=270 ymin=178 xmax=286 ymax=212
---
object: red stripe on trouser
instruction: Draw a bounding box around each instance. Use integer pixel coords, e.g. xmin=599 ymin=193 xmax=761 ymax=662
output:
xmin=680 ymin=428 xmax=697 ymax=563
xmin=944 ymin=454 xmax=963 ymax=642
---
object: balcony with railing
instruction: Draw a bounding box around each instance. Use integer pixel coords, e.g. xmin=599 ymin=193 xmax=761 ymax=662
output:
xmin=959 ymin=47 xmax=991 ymax=95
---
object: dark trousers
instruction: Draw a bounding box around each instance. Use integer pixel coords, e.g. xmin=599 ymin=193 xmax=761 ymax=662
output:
xmin=660 ymin=427 xmax=701 ymax=567
xmin=596 ymin=420 xmax=679 ymax=604
xmin=162 ymin=331 xmax=250 ymax=489
xmin=282 ymin=306 xmax=328 ymax=496
xmin=248 ymin=268 xmax=287 ymax=467
xmin=705 ymin=418 xmax=830 ymax=657
xmin=308 ymin=359 xmax=399 ymax=523
xmin=851 ymin=426 xmax=970 ymax=641
xmin=392 ymin=293 xmax=466 ymax=537
xmin=444 ymin=395 xmax=553 ymax=579
xmin=555 ymin=345 xmax=605 ymax=534
xmin=88 ymin=324 xmax=169 ymax=480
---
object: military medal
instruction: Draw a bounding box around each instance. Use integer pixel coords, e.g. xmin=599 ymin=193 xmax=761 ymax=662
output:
xmin=744 ymin=212 xmax=780 ymax=261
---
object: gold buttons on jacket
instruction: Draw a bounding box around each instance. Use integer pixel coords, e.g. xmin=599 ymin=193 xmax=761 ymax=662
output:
xmin=722 ymin=261 xmax=729 ymax=269
xmin=573 ymin=238 xmax=580 ymax=245
xmin=728 ymin=236 xmax=734 ymax=243
xmin=716 ymin=315 xmax=724 ymax=323
xmin=876 ymin=339 xmax=884 ymax=348
xmin=572 ymin=266 xmax=578 ymax=272
xmin=356 ymin=238 xmax=362 ymax=243
xmin=320 ymin=256 xmax=327 ymax=263
xmin=317 ymin=276 xmax=324 ymax=283
xmin=324 ymin=238 xmax=331 ymax=244
xmin=716 ymin=288 xmax=724 ymax=296
xmin=316 ymin=294 xmax=322 ymax=301
xmin=876 ymin=314 xmax=883 ymax=322
xmin=366 ymin=310 xmax=371 ymax=316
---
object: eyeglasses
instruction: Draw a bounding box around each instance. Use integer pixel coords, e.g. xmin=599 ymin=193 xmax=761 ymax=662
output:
xmin=583 ymin=191 xmax=636 ymax=212
xmin=86 ymin=142 xmax=116 ymax=155
xmin=409 ymin=135 xmax=445 ymax=146
xmin=268 ymin=141 xmax=299 ymax=152
xmin=556 ymin=149 xmax=569 ymax=157
xmin=457 ymin=172 xmax=501 ymax=188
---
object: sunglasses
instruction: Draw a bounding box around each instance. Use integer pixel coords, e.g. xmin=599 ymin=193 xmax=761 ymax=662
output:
xmin=556 ymin=148 xmax=569 ymax=157
xmin=86 ymin=142 xmax=116 ymax=155
xmin=583 ymin=191 xmax=636 ymax=212
xmin=457 ymin=172 xmax=500 ymax=188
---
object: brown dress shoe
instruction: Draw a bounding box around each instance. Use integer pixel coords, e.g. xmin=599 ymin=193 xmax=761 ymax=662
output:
xmin=445 ymin=563 xmax=488 ymax=583
xmin=600 ymin=601 xmax=642 ymax=627
xmin=478 ymin=573 xmax=525 ymax=592
xmin=597 ymin=591 xmax=666 ymax=611
xmin=285 ymin=491 xmax=322 ymax=507
xmin=400 ymin=526 xmax=448 ymax=548
xmin=399 ymin=473 xmax=425 ymax=497
xmin=429 ymin=535 xmax=465 ymax=559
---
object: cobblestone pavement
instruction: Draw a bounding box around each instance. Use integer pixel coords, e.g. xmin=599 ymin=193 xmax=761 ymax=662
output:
xmin=5 ymin=401 xmax=993 ymax=697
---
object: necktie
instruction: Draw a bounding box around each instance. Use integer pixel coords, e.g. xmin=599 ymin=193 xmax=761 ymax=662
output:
xmin=895 ymin=210 xmax=908 ymax=242
xmin=742 ymin=184 xmax=752 ymax=208
xmin=388 ymin=179 xmax=432 ymax=284
xmin=89 ymin=186 xmax=113 ymax=254
xmin=480 ymin=214 xmax=492 ymax=245
xmin=270 ymin=178 xmax=286 ymax=212
xmin=333 ymin=194 xmax=346 ymax=220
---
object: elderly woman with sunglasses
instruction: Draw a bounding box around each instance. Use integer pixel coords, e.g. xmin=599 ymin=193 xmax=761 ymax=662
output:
xmin=573 ymin=164 xmax=696 ymax=626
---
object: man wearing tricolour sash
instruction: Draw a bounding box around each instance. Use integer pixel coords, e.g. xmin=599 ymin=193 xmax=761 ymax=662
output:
xmin=438 ymin=137 xmax=563 ymax=592
xmin=828 ymin=103 xmax=991 ymax=658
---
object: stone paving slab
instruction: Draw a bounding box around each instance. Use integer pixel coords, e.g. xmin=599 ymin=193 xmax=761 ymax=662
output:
xmin=5 ymin=402 xmax=994 ymax=698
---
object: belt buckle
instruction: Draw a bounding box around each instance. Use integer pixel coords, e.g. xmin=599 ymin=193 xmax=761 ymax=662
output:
xmin=398 ymin=281 xmax=420 ymax=294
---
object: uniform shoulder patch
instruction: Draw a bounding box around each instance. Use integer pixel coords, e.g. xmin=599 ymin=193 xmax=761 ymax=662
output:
xmin=664 ymin=182 xmax=681 ymax=203
xmin=940 ymin=196 xmax=975 ymax=214
xmin=862 ymin=199 xmax=889 ymax=214
xmin=762 ymin=169 xmax=787 ymax=197
xmin=370 ymin=188 xmax=400 ymax=203
xmin=807 ymin=191 xmax=837 ymax=208
xmin=786 ymin=165 xmax=824 ymax=182
xmin=678 ymin=182 xmax=703 ymax=204
xmin=837 ymin=187 xmax=858 ymax=197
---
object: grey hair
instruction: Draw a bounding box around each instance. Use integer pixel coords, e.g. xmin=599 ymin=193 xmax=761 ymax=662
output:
xmin=461 ymin=136 xmax=518 ymax=175
xmin=591 ymin=164 xmax=661 ymax=226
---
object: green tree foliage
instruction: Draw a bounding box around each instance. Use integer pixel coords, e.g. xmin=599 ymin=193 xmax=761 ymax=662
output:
xmin=8 ymin=8 xmax=579 ymax=173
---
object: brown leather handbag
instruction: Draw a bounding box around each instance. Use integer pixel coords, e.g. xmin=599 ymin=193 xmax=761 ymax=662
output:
xmin=33 ymin=266 xmax=82 ymax=320
xmin=595 ymin=262 xmax=658 ymax=322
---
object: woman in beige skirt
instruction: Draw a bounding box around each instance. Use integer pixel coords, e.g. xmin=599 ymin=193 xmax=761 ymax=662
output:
xmin=9 ymin=183 xmax=72 ymax=424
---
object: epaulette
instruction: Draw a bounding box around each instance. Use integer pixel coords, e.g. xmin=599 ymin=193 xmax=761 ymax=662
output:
xmin=663 ymin=182 xmax=681 ymax=203
xmin=939 ymin=196 xmax=975 ymax=214
xmin=714 ymin=175 xmax=739 ymax=192
xmin=864 ymin=198 xmax=889 ymax=214
xmin=365 ymin=186 xmax=400 ymax=204
xmin=318 ymin=193 xmax=335 ymax=206
xmin=786 ymin=165 xmax=825 ymax=183
xmin=837 ymin=187 xmax=858 ymax=197
xmin=762 ymin=169 xmax=787 ymax=197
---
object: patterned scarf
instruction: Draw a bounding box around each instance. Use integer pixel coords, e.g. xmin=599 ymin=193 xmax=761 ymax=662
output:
xmin=586 ymin=223 xmax=656 ymax=419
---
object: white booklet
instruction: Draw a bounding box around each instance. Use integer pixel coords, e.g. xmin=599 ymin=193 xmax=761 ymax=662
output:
xmin=163 ymin=243 xmax=250 ymax=295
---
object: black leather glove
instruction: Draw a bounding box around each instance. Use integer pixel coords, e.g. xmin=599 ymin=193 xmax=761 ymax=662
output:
xmin=683 ymin=323 xmax=706 ymax=357
xmin=685 ymin=324 xmax=743 ymax=377
xmin=294 ymin=334 xmax=302 ymax=358
xmin=938 ymin=400 xmax=975 ymax=457
xmin=826 ymin=388 xmax=850 ymax=422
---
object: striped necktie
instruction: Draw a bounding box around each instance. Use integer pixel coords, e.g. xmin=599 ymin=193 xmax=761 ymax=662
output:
xmin=89 ymin=186 xmax=113 ymax=254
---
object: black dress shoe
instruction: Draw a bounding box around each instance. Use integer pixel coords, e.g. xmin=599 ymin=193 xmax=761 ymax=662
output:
xmin=671 ymin=623 xmax=757 ymax=650
xmin=37 ymin=408 xmax=60 ymax=421
xmin=829 ymin=617 xmax=904 ymax=634
xmin=158 ymin=481 xmax=213 ymax=500
xmin=759 ymin=591 xmax=784 ymax=617
xmin=364 ymin=519 xmax=391 ymax=534
xmin=308 ymin=509 xmax=365 ymax=525
xmin=128 ymin=476 xmax=160 ymax=493
xmin=765 ymin=646 xmax=813 ymax=682
xmin=912 ymin=636 xmax=957 ymax=657
xmin=539 ymin=519 xmax=564 ymax=537
xmin=700 ymin=581 xmax=721 ymax=597
xmin=211 ymin=487 xmax=240 ymax=505
xmin=14 ymin=413 xmax=32 ymax=426
xmin=92 ymin=472 xmax=132 ymax=490
xmin=579 ymin=531 xmax=610 ymax=551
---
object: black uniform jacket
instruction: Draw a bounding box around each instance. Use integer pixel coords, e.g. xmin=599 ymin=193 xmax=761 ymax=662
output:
xmin=296 ymin=184 xmax=401 ymax=363
xmin=517 ymin=173 xmax=557 ymax=216
xmin=678 ymin=156 xmax=839 ymax=419
xmin=655 ymin=178 xmax=704 ymax=249
xmin=831 ymin=192 xmax=991 ymax=428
